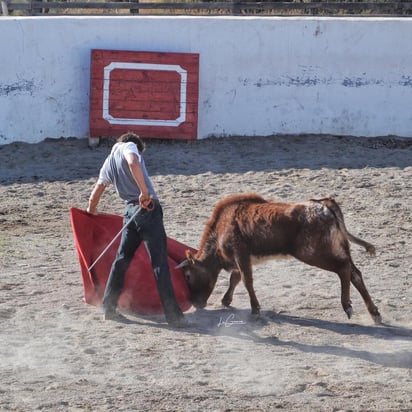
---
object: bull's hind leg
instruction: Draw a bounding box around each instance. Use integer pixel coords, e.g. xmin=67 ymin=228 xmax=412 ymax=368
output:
xmin=302 ymin=253 xmax=355 ymax=320
xmin=221 ymin=269 xmax=241 ymax=308
xmin=350 ymin=264 xmax=381 ymax=324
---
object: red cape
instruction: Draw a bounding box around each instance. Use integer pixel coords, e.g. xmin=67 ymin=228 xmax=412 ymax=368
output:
xmin=69 ymin=207 xmax=194 ymax=314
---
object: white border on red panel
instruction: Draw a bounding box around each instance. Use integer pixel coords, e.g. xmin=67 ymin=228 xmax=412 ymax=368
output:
xmin=102 ymin=62 xmax=187 ymax=127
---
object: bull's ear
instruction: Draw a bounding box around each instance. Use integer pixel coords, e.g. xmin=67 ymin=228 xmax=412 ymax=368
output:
xmin=185 ymin=250 xmax=196 ymax=265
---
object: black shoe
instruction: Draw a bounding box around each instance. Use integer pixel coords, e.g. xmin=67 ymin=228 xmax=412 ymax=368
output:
xmin=104 ymin=310 xmax=131 ymax=324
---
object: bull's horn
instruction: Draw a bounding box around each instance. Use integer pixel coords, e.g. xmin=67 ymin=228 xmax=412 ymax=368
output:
xmin=175 ymin=259 xmax=189 ymax=269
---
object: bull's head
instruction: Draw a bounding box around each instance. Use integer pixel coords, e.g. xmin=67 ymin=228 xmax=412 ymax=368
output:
xmin=176 ymin=250 xmax=219 ymax=310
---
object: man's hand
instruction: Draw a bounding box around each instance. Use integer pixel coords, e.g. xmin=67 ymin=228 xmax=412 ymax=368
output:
xmin=139 ymin=192 xmax=153 ymax=210
xmin=86 ymin=206 xmax=98 ymax=215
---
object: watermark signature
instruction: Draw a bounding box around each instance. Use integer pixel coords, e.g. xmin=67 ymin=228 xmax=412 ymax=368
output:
xmin=217 ymin=313 xmax=246 ymax=328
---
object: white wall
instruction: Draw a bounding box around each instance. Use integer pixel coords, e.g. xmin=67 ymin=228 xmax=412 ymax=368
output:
xmin=1 ymin=16 xmax=412 ymax=144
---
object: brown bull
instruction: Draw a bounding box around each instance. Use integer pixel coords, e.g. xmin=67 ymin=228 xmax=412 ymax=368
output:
xmin=178 ymin=193 xmax=381 ymax=324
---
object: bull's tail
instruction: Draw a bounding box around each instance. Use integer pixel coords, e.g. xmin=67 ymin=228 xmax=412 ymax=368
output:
xmin=312 ymin=198 xmax=376 ymax=256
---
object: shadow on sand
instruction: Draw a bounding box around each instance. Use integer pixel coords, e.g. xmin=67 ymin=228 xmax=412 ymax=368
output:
xmin=126 ymin=307 xmax=412 ymax=370
xmin=1 ymin=135 xmax=411 ymax=185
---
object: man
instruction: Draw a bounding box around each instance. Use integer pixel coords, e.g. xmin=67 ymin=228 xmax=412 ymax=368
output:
xmin=87 ymin=132 xmax=187 ymax=328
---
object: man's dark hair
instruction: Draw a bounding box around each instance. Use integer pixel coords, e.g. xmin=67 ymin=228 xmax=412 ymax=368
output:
xmin=117 ymin=132 xmax=145 ymax=153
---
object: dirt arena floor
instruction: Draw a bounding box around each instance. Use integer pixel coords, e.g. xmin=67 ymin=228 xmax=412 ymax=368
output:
xmin=0 ymin=134 xmax=411 ymax=411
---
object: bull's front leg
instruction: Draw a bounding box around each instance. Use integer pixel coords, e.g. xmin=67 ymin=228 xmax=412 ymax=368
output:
xmin=221 ymin=269 xmax=241 ymax=308
xmin=338 ymin=266 xmax=353 ymax=319
xmin=235 ymin=256 xmax=261 ymax=316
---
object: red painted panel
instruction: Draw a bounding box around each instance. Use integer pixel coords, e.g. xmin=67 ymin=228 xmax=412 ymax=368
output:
xmin=89 ymin=49 xmax=199 ymax=140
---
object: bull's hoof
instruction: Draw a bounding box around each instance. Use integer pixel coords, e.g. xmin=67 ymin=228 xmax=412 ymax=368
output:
xmin=221 ymin=297 xmax=232 ymax=307
xmin=251 ymin=307 xmax=261 ymax=317
xmin=373 ymin=312 xmax=382 ymax=325
xmin=345 ymin=306 xmax=353 ymax=319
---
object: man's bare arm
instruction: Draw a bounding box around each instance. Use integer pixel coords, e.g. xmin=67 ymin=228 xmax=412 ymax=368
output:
xmin=87 ymin=183 xmax=106 ymax=214
xmin=125 ymin=152 xmax=152 ymax=208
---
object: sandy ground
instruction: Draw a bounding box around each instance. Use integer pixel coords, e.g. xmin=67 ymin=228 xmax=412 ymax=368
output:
xmin=0 ymin=134 xmax=411 ymax=411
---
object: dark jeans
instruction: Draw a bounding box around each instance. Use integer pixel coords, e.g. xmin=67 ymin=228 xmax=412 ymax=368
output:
xmin=102 ymin=200 xmax=183 ymax=322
